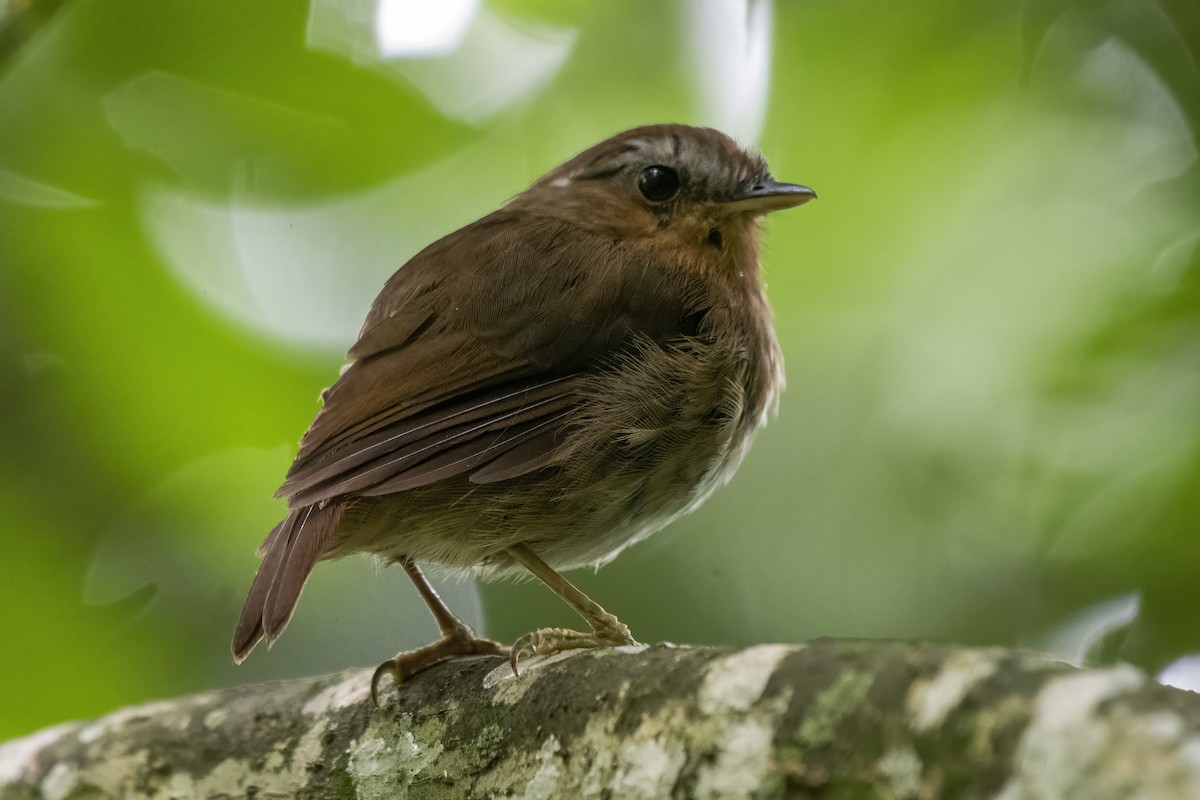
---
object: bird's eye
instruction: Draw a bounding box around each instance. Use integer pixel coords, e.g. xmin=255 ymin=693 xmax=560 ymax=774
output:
xmin=638 ymin=166 xmax=680 ymax=202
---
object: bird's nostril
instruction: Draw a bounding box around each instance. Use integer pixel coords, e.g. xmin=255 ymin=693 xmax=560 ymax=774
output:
xmin=751 ymin=184 xmax=764 ymax=192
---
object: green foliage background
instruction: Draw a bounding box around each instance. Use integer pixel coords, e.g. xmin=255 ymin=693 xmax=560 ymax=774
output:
xmin=1 ymin=0 xmax=1197 ymax=740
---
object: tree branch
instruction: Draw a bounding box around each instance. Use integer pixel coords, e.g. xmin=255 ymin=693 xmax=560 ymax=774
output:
xmin=3 ymin=641 xmax=1200 ymax=799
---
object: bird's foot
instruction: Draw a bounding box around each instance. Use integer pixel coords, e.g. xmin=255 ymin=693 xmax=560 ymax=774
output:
xmin=371 ymin=625 xmax=508 ymax=705
xmin=509 ymin=612 xmax=637 ymax=676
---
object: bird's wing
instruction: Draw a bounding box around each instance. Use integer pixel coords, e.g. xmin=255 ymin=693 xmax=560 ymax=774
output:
xmin=277 ymin=210 xmax=700 ymax=508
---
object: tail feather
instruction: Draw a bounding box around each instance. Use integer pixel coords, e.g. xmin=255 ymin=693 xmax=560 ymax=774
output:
xmin=231 ymin=502 xmax=344 ymax=663
xmin=232 ymin=515 xmax=291 ymax=662
xmin=262 ymin=503 xmax=343 ymax=644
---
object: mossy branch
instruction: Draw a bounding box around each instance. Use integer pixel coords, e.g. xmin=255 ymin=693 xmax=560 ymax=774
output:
xmin=3 ymin=641 xmax=1200 ymax=799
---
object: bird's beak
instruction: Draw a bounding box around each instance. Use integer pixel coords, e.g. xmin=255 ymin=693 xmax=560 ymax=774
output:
xmin=728 ymin=180 xmax=817 ymax=215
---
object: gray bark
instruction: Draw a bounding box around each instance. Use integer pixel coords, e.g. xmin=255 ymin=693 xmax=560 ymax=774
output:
xmin=2 ymin=641 xmax=1200 ymax=799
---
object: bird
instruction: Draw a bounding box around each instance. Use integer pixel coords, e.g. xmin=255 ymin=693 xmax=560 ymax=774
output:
xmin=231 ymin=124 xmax=815 ymax=702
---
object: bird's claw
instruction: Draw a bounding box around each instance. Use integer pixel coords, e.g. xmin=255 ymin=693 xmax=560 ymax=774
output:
xmin=371 ymin=634 xmax=508 ymax=706
xmin=509 ymin=621 xmax=637 ymax=677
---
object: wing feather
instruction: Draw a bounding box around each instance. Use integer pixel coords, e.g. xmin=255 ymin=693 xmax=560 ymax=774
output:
xmin=276 ymin=211 xmax=701 ymax=508
xmin=281 ymin=374 xmax=576 ymax=503
xmin=469 ymin=428 xmax=567 ymax=484
xmin=287 ymin=384 xmax=579 ymax=505
xmin=359 ymin=409 xmax=575 ymax=495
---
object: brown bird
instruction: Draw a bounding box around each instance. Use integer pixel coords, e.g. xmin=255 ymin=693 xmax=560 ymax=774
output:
xmin=231 ymin=124 xmax=815 ymax=700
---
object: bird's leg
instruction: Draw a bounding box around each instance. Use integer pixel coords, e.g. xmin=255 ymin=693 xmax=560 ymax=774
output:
xmin=506 ymin=543 xmax=638 ymax=675
xmin=371 ymin=558 xmax=508 ymax=705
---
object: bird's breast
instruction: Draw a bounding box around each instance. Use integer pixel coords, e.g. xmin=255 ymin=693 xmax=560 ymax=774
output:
xmin=545 ymin=308 xmax=782 ymax=569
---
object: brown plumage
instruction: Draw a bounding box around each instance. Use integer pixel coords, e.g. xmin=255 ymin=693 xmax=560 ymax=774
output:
xmin=232 ymin=124 xmax=814 ymax=694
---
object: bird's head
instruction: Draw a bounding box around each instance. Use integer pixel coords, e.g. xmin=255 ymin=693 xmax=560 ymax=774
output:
xmin=513 ymin=124 xmax=815 ymax=268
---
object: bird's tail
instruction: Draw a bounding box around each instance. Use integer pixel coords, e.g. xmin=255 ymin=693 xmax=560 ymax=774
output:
xmin=231 ymin=501 xmax=345 ymax=663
